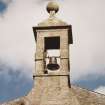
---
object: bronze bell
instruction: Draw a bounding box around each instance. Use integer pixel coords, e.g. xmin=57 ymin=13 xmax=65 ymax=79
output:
xmin=47 ymin=57 xmax=60 ymax=70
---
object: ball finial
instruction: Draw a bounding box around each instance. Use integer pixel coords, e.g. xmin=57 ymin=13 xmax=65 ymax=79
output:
xmin=46 ymin=1 xmax=59 ymax=13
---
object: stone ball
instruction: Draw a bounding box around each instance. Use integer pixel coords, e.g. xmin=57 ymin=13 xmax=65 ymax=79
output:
xmin=46 ymin=1 xmax=59 ymax=13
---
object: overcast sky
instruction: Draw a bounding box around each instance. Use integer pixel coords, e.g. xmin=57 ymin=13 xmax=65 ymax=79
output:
xmin=0 ymin=0 xmax=105 ymax=103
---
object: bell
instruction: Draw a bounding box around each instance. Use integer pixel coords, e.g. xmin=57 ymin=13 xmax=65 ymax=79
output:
xmin=47 ymin=57 xmax=60 ymax=70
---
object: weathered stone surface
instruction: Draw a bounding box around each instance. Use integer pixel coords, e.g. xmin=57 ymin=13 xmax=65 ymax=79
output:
xmin=2 ymin=84 xmax=105 ymax=105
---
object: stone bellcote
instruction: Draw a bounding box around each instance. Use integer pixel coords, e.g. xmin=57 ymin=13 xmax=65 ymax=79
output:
xmin=33 ymin=1 xmax=73 ymax=88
